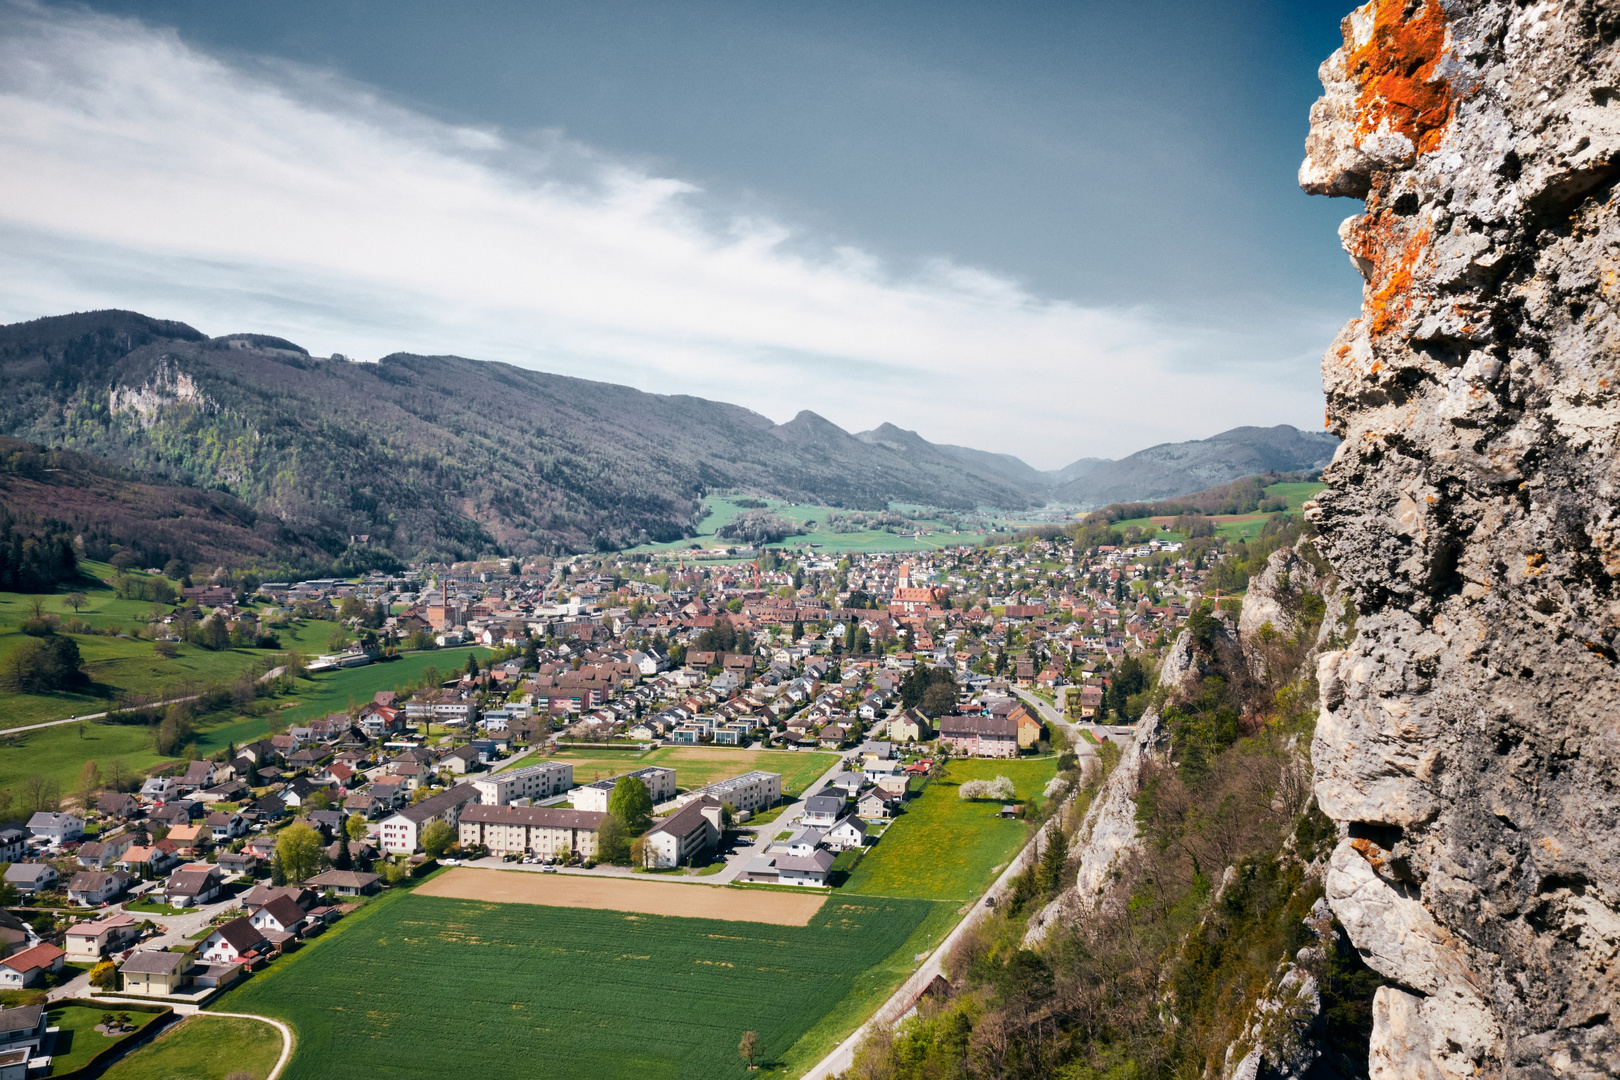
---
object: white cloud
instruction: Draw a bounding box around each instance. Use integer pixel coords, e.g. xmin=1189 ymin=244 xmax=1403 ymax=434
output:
xmin=0 ymin=2 xmax=1332 ymax=468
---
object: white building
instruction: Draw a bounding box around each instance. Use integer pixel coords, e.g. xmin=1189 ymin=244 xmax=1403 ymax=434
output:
xmin=25 ymin=812 xmax=84 ymax=845
xmin=644 ymin=796 xmax=723 ymax=869
xmin=471 ymin=761 xmax=574 ymax=806
xmin=458 ymin=804 xmax=606 ymax=859
xmin=680 ymin=771 xmax=782 ymax=817
xmin=378 ymin=784 xmax=481 ymax=853
xmin=571 ymin=767 xmax=677 ymax=813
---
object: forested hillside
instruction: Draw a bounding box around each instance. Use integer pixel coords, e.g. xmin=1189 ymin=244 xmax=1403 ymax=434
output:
xmin=0 ymin=311 xmax=1037 ymax=561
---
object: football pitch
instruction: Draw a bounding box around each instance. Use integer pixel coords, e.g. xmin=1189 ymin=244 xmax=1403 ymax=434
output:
xmin=216 ymin=885 xmax=941 ymax=1079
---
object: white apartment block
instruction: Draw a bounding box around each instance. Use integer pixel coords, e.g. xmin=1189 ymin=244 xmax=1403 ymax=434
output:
xmin=571 ymin=766 xmax=678 ymax=813
xmin=682 ymin=771 xmax=782 ymax=816
xmin=472 ymin=761 xmax=574 ymax=806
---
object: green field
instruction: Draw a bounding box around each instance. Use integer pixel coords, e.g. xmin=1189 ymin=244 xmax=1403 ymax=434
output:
xmin=0 ymin=647 xmax=489 ymax=797
xmin=101 ymin=1014 xmax=283 ymax=1080
xmin=216 ymin=886 xmax=939 ymax=1080
xmin=43 ymin=1004 xmax=162 ymax=1074
xmin=624 ymin=495 xmax=1046 ymax=557
xmin=0 ymin=559 xmax=363 ymax=730
xmin=551 ymin=746 xmax=837 ymax=798
xmin=841 ymin=757 xmax=1058 ymax=901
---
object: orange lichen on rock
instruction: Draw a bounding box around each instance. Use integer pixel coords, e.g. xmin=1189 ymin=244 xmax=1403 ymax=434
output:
xmin=1346 ymin=210 xmax=1431 ymax=340
xmin=1350 ymin=837 xmax=1388 ymax=873
xmin=1346 ymin=0 xmax=1453 ymax=155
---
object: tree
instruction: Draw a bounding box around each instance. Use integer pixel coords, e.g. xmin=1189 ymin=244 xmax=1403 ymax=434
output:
xmin=465 ymin=653 xmax=480 ymax=678
xmin=334 ymin=835 xmax=353 ymax=871
xmin=1 ymin=636 xmax=85 ymax=691
xmin=64 ymin=591 xmax=87 ymax=613
xmin=1038 ymin=825 xmax=1070 ymax=898
xmin=606 ymin=776 xmax=653 ymax=834
xmin=739 ymin=1031 xmax=760 ymax=1068
xmin=21 ymin=774 xmax=60 ymax=813
xmin=89 ymin=961 xmax=117 ymax=990
xmin=276 ymin=822 xmax=325 ymax=884
xmin=421 ymin=820 xmax=455 ymax=858
xmin=345 ymin=815 xmax=368 ymax=842
xmin=597 ymin=815 xmax=631 ymax=865
xmin=76 ymin=760 xmax=102 ymax=808
xmin=920 ymin=682 xmax=956 ymax=719
xmin=270 ymin=852 xmax=287 ymax=887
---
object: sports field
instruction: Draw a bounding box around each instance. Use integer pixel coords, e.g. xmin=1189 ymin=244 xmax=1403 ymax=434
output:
xmin=551 ymin=745 xmax=836 ymax=798
xmin=217 ymin=885 xmax=939 ymax=1080
xmin=417 ymin=866 xmax=826 ymax=925
xmin=840 ymin=757 xmax=1058 ymax=901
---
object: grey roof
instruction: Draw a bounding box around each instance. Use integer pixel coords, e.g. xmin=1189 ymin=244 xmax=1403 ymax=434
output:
xmin=460 ymin=805 xmax=605 ymax=830
xmin=4 ymin=864 xmax=54 ymax=884
xmin=0 ymin=1004 xmax=42 ymax=1035
xmin=391 ymin=784 xmax=480 ymax=824
xmin=777 ymin=850 xmax=836 ymax=872
xmin=304 ymin=869 xmax=381 ymax=889
xmin=649 ymin=795 xmax=720 ymax=841
xmin=804 ymin=795 xmax=845 ymax=815
xmin=119 ymin=950 xmax=193 ymax=975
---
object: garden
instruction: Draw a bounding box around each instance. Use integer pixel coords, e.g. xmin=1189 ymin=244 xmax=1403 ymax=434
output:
xmin=42 ymin=1001 xmax=166 ymax=1075
xmin=99 ymin=1014 xmax=283 ymax=1080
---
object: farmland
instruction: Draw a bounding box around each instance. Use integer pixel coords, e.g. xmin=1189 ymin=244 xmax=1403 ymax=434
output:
xmin=840 ymin=757 xmax=1058 ymax=901
xmin=216 ymin=885 xmax=940 ymax=1080
xmin=550 ymin=745 xmax=836 ymax=798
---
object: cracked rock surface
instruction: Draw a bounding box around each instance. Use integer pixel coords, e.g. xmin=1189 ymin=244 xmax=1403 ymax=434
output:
xmin=1302 ymin=1 xmax=1620 ymax=1076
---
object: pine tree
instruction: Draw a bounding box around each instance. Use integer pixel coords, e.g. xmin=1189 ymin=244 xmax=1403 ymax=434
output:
xmin=335 ymin=836 xmax=352 ymax=871
xmin=270 ymin=852 xmax=287 ymax=886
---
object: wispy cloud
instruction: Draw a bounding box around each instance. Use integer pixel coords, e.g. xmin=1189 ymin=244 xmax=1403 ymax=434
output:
xmin=0 ymin=2 xmax=1331 ymax=468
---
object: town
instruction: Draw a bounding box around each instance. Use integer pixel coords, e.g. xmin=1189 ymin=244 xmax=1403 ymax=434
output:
xmin=0 ymin=503 xmax=1292 ymax=1078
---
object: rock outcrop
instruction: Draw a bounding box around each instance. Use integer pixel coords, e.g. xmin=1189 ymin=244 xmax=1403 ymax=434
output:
xmin=1302 ymin=2 xmax=1620 ymax=1075
xmin=1023 ymin=706 xmax=1167 ymax=948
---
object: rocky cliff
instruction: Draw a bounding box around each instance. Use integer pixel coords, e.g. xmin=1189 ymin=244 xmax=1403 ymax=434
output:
xmin=1302 ymin=2 xmax=1620 ymax=1076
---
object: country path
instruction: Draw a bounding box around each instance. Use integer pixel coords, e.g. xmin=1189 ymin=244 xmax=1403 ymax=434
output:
xmin=3 ymin=666 xmax=289 ymax=735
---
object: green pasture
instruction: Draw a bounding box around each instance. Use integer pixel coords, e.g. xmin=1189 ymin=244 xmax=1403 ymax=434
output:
xmin=101 ymin=1014 xmax=283 ymax=1080
xmin=550 ymin=745 xmax=837 ymax=798
xmin=841 ymin=757 xmax=1057 ymax=902
xmin=217 ymin=886 xmax=939 ymax=1080
xmin=625 ymin=495 xmax=1036 ymax=557
xmin=0 ymin=647 xmax=487 ymax=797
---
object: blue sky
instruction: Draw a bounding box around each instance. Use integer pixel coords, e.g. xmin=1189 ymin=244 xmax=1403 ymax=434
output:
xmin=0 ymin=0 xmax=1360 ymax=467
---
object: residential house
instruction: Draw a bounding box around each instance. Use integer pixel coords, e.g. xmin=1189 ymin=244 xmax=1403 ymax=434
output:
xmin=0 ymin=828 xmax=23 ymax=865
xmin=1009 ymin=703 xmax=1044 ymax=749
xmin=776 ymin=850 xmax=836 ymax=886
xmin=65 ymin=870 xmax=135 ymax=907
xmin=824 ymin=815 xmax=868 ymax=852
xmin=887 ymin=707 xmax=931 ymax=743
xmin=937 ymin=713 xmax=1020 ymax=758
xmin=206 ymin=812 xmax=249 ymax=843
xmin=3 ymin=864 xmax=56 ymax=898
xmin=166 ymin=823 xmax=209 ymax=855
xmin=117 ymin=950 xmax=195 ymax=997
xmin=247 ymin=894 xmax=308 ymax=938
xmin=0 ymin=1003 xmax=48 ymax=1061
xmin=96 ymin=792 xmax=140 ymax=820
xmin=63 ymin=912 xmax=142 ymax=960
xmin=857 ymin=789 xmax=903 ymax=820
xmin=199 ymin=916 xmax=269 ymax=965
xmin=163 ymin=864 xmax=224 ymax=907
xmin=643 ymin=796 xmax=723 ymax=869
xmin=377 ymin=784 xmax=481 ymax=854
xmin=25 ymin=811 xmax=83 ymax=845
xmin=179 ymin=759 xmax=227 ymax=790
xmin=76 ymin=832 xmax=135 ymax=869
xmin=801 ymin=794 xmax=845 ymax=827
xmin=118 ymin=843 xmax=179 ymax=876
xmin=140 ymin=776 xmax=178 ymax=802
xmin=0 ymin=943 xmax=63 ymax=989
xmin=0 ymin=912 xmax=29 ymax=960
xmin=458 ymin=805 xmax=605 ymax=860
xmin=149 ymin=802 xmax=198 ymax=828
xmin=302 ymin=869 xmax=381 ymax=897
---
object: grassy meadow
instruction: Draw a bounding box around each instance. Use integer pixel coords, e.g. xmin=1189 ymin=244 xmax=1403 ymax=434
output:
xmin=840 ymin=757 xmax=1057 ymax=902
xmin=550 ymin=745 xmax=837 ymax=798
xmin=0 ymin=646 xmax=488 ymax=797
xmin=217 ymin=885 xmax=939 ymax=1080
xmin=101 ymin=1014 xmax=283 ymax=1080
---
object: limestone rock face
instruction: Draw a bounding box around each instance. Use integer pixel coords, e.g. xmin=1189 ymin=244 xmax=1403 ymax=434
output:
xmin=1303 ymin=2 xmax=1620 ymax=1075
